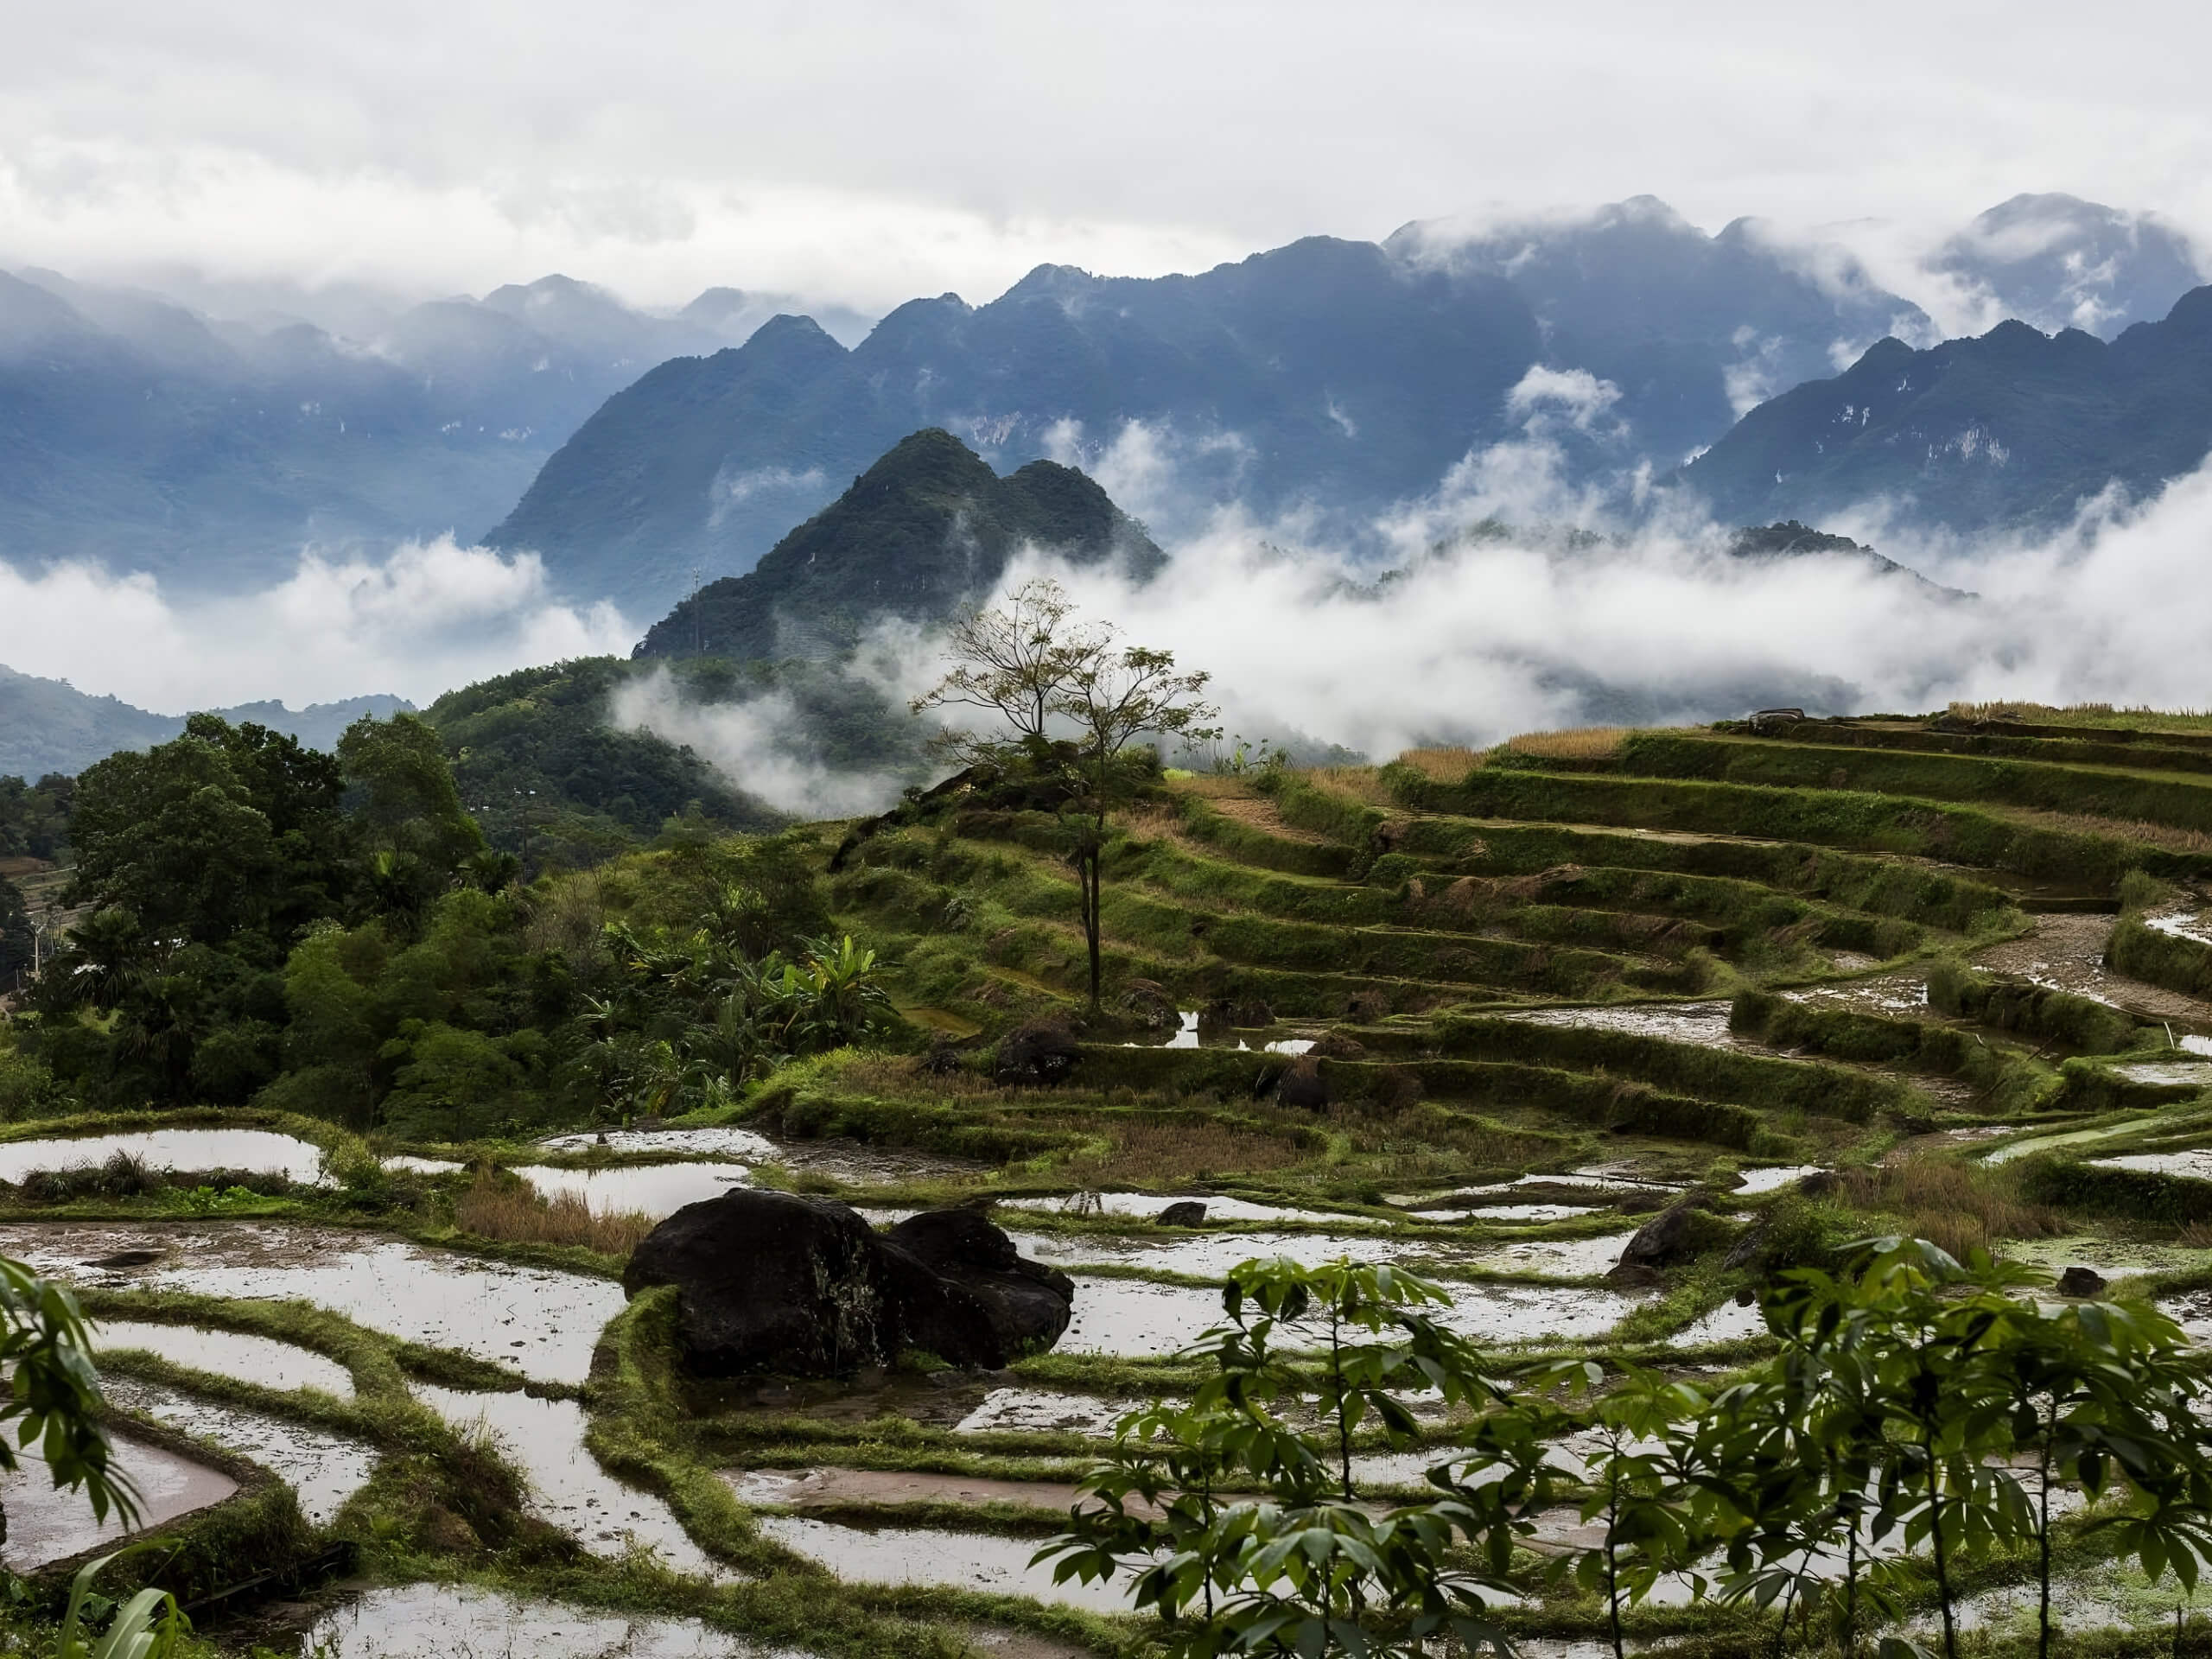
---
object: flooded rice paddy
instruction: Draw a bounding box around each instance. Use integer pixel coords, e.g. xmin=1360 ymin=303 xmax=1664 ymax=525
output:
xmin=534 ymin=1128 xmax=982 ymax=1185
xmin=418 ymin=1385 xmax=731 ymax=1578
xmin=1001 ymin=1192 xmax=1354 ymax=1225
xmin=0 ymin=1128 xmax=328 ymax=1185
xmin=512 ymin=1161 xmax=753 ymax=1217
xmin=0 ymin=1427 xmax=236 ymax=1569
xmin=97 ymin=1317 xmax=355 ymax=1395
xmin=3 ymin=1222 xmax=626 ymax=1385
xmin=105 ymin=1375 xmax=374 ymax=1525
xmin=1497 ymin=1001 xmax=1749 ymax=1047
xmin=1978 ymin=913 xmax=2212 ymax=1022
xmin=955 ymin=1388 xmax=1135 ymax=1437
xmin=1056 ymin=1272 xmax=1643 ymax=1355
xmin=2094 ymin=1150 xmax=2212 ymax=1180
xmin=756 ymin=1515 xmax=1138 ymax=1615
xmin=302 ymin=1583 xmax=810 ymax=1658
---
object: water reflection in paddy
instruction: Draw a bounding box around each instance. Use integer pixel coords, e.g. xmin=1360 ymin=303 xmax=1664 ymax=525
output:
xmin=512 ymin=1162 xmax=753 ymax=1217
xmin=1001 ymin=1192 xmax=1353 ymax=1225
xmin=0 ymin=1129 xmax=327 ymax=1185
xmin=758 ymin=1515 xmax=1140 ymax=1615
xmin=417 ymin=1385 xmax=731 ymax=1579
xmin=955 ymin=1388 xmax=1136 ymax=1437
xmin=96 ymin=1319 xmax=355 ymax=1396
xmin=0 ymin=1428 xmax=235 ymax=1570
xmin=1058 ymin=1274 xmax=1643 ymax=1355
xmin=4 ymin=1223 xmax=626 ymax=1386
xmin=104 ymin=1376 xmax=373 ymax=1526
xmin=302 ymin=1582 xmax=810 ymax=1658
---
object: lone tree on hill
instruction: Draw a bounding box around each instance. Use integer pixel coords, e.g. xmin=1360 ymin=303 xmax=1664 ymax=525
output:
xmin=916 ymin=580 xmax=1217 ymax=1008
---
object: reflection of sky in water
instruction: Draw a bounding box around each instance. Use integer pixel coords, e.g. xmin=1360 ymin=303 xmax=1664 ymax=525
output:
xmin=0 ymin=1129 xmax=327 ymax=1184
xmin=105 ymin=1375 xmax=373 ymax=1526
xmin=419 ymin=1386 xmax=731 ymax=1579
xmin=511 ymin=1161 xmax=752 ymax=1217
xmin=306 ymin=1583 xmax=802 ymax=1658
xmin=96 ymin=1319 xmax=354 ymax=1395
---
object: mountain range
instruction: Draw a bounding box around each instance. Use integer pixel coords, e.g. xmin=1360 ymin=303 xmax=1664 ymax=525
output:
xmin=0 ymin=269 xmax=871 ymax=594
xmin=633 ymin=428 xmax=1163 ymax=661
xmin=1684 ymin=285 xmax=2212 ymax=531
xmin=0 ymin=662 xmax=410 ymax=779
xmin=3 ymin=193 xmax=2203 ymax=618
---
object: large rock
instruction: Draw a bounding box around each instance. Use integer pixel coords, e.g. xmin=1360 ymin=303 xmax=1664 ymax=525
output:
xmin=624 ymin=1191 xmax=1074 ymax=1376
xmin=995 ymin=1018 xmax=1080 ymax=1084
xmin=883 ymin=1209 xmax=1076 ymax=1362
xmin=624 ymin=1190 xmax=891 ymax=1376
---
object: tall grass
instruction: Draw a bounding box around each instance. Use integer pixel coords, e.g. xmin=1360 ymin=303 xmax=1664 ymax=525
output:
xmin=1497 ymin=728 xmax=1631 ymax=761
xmin=1395 ymin=747 xmax=1485 ymax=782
xmin=1834 ymin=1153 xmax=2065 ymax=1262
xmin=1948 ymin=700 xmax=2212 ymax=734
xmin=454 ymin=1172 xmax=656 ymax=1256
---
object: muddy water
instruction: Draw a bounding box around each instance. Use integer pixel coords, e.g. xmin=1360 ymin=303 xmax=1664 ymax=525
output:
xmin=96 ymin=1319 xmax=355 ymax=1396
xmin=1733 ymin=1165 xmax=1825 ymax=1193
xmin=1497 ymin=1001 xmax=1751 ymax=1048
xmin=0 ymin=1428 xmax=235 ymax=1570
xmin=757 ymin=1514 xmax=1140 ymax=1615
xmin=417 ymin=1385 xmax=730 ymax=1579
xmin=2 ymin=1223 xmax=627 ymax=1386
xmin=512 ymin=1162 xmax=753 ymax=1217
xmin=535 ymin=1128 xmax=980 ymax=1185
xmin=1057 ymin=1274 xmax=1643 ymax=1356
xmin=1676 ymin=1300 xmax=1766 ymax=1345
xmin=2001 ymin=1233 xmax=2212 ymax=1282
xmin=1977 ymin=912 xmax=2212 ymax=1021
xmin=302 ymin=1582 xmax=809 ymax=1658
xmin=2095 ymin=1150 xmax=2212 ymax=1181
xmin=1779 ymin=973 xmax=1929 ymax=1015
xmin=104 ymin=1375 xmax=373 ymax=1526
xmin=1002 ymin=1192 xmax=1354 ymax=1225
xmin=1008 ymin=1227 xmax=1486 ymax=1280
xmin=1469 ymin=1231 xmax=1639 ymax=1278
xmin=955 ymin=1388 xmax=1136 ymax=1438
xmin=0 ymin=1128 xmax=327 ymax=1185
xmin=1984 ymin=1117 xmax=2158 ymax=1164
xmin=2111 ymin=1059 xmax=2212 ymax=1086
xmin=731 ymin=1466 xmax=1092 ymax=1516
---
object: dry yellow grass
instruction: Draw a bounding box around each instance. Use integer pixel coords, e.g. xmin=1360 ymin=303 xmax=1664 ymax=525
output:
xmin=454 ymin=1172 xmax=657 ymax=1256
xmin=1836 ymin=1152 xmax=2066 ymax=1262
xmin=1300 ymin=766 xmax=1395 ymax=806
xmin=1497 ymin=727 xmax=1631 ymax=761
xmin=1395 ymin=747 xmax=1485 ymax=782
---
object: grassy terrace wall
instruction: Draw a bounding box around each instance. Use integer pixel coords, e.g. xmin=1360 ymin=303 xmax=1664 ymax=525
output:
xmin=2108 ymin=913 xmax=2212 ymax=1001
xmin=1389 ymin=762 xmax=2189 ymax=890
xmin=1925 ymin=959 xmax=2145 ymax=1054
xmin=1382 ymin=808 xmax=2020 ymax=937
xmin=1725 ymin=719 xmax=2212 ymax=777
xmin=1079 ymin=1044 xmax=1770 ymax=1150
xmin=1619 ymin=731 xmax=2212 ymax=838
xmin=1728 ymin=988 xmax=2057 ymax=1114
xmin=1430 ymin=1014 xmax=1917 ymax=1123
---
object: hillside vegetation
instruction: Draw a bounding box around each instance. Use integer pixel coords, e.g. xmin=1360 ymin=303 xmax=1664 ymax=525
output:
xmin=19 ymin=706 xmax=2212 ymax=1652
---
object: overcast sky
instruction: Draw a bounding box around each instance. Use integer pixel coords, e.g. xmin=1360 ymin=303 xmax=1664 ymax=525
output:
xmin=4 ymin=1 xmax=2209 ymax=311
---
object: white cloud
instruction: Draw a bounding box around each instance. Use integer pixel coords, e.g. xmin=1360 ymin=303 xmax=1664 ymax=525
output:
xmin=0 ymin=538 xmax=633 ymax=712
xmin=5 ymin=3 xmax=2212 ymax=308
xmin=1505 ymin=366 xmax=1624 ymax=433
xmin=608 ymin=667 xmax=906 ymax=819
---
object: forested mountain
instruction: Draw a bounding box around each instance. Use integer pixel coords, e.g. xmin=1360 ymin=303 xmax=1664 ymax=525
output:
xmin=0 ymin=661 xmax=408 ymax=779
xmin=1682 ymin=285 xmax=2212 ymax=532
xmin=0 ymin=270 xmax=849 ymax=594
xmin=1384 ymin=196 xmax=1931 ymax=448
xmin=490 ymin=205 xmax=1943 ymax=610
xmin=632 ymin=429 xmax=1160 ymax=662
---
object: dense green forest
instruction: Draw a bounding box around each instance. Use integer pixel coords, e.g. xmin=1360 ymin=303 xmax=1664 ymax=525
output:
xmin=1 ymin=710 xmax=889 ymax=1139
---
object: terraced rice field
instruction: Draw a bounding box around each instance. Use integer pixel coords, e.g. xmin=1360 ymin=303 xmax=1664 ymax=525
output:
xmin=28 ymin=713 xmax=2212 ymax=1652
